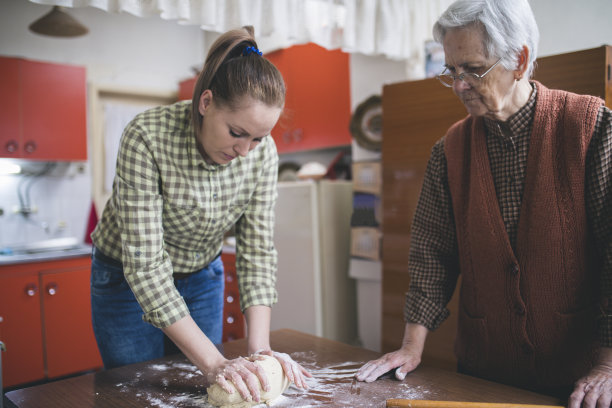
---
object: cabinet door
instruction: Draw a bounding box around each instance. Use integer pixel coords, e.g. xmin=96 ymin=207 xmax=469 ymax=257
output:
xmin=20 ymin=59 xmax=87 ymax=160
xmin=266 ymin=44 xmax=352 ymax=153
xmin=0 ymin=57 xmax=22 ymax=157
xmin=40 ymin=265 xmax=102 ymax=378
xmin=178 ymin=77 xmax=197 ymax=101
xmin=0 ymin=271 xmax=45 ymax=387
xmin=221 ymin=252 xmax=244 ymax=342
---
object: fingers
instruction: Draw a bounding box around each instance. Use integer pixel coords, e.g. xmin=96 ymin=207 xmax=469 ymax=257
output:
xmin=272 ymin=351 xmax=311 ymax=389
xmin=355 ymin=358 xmax=394 ymax=383
xmin=212 ymin=357 xmax=267 ymax=403
xmin=355 ymin=349 xmax=420 ymax=383
xmin=569 ymin=371 xmax=612 ymax=408
xmin=250 ymin=356 xmax=271 ymax=392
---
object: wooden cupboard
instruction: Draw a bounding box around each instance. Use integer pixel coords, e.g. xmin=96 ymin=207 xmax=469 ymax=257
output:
xmin=0 ymin=256 xmax=102 ymax=388
xmin=0 ymin=57 xmax=87 ymax=160
xmin=381 ymin=45 xmax=611 ymax=370
xmin=178 ymin=43 xmax=352 ymax=153
xmin=221 ymin=252 xmax=245 ymax=342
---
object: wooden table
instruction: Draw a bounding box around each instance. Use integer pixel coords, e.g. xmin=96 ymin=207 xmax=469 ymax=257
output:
xmin=4 ymin=329 xmax=564 ymax=407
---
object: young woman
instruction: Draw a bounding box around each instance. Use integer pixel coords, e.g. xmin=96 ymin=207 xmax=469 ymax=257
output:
xmin=91 ymin=26 xmax=310 ymax=404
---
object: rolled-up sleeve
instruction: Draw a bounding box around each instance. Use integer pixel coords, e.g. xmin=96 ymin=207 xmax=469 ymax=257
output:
xmin=114 ymin=120 xmax=189 ymax=328
xmin=235 ymin=136 xmax=279 ymax=310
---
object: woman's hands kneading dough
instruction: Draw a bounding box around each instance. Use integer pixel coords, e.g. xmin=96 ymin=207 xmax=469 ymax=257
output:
xmin=207 ymin=353 xmax=311 ymax=407
xmin=207 ymin=355 xmax=271 ymax=404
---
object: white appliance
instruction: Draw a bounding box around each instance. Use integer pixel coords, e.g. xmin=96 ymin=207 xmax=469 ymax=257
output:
xmin=271 ymin=180 xmax=357 ymax=344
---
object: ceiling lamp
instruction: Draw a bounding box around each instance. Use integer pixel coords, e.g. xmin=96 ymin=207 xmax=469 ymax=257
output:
xmin=29 ymin=6 xmax=89 ymax=38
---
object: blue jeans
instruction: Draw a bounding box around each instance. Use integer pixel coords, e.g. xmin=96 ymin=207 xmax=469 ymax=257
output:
xmin=90 ymin=247 xmax=224 ymax=369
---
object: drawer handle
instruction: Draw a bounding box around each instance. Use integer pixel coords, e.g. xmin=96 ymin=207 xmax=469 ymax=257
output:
xmin=46 ymin=283 xmax=58 ymax=296
xmin=5 ymin=140 xmax=18 ymax=153
xmin=25 ymin=283 xmax=38 ymax=297
xmin=24 ymin=140 xmax=37 ymax=154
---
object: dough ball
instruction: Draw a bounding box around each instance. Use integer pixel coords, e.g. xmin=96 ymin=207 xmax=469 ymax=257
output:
xmin=207 ymin=355 xmax=291 ymax=408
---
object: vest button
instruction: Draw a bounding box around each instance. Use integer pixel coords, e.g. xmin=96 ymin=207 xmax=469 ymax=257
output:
xmin=510 ymin=264 xmax=519 ymax=275
xmin=515 ymin=304 xmax=525 ymax=315
xmin=521 ymin=343 xmax=533 ymax=354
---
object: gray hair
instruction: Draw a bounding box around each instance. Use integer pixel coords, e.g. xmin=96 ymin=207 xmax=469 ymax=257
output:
xmin=433 ymin=0 xmax=539 ymax=78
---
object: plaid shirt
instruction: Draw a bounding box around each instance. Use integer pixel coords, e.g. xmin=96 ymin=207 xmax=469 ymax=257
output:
xmin=405 ymin=83 xmax=612 ymax=346
xmin=92 ymin=101 xmax=279 ymax=328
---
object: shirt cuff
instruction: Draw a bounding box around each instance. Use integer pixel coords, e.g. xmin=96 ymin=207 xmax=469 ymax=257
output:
xmin=142 ymin=296 xmax=190 ymax=329
xmin=239 ymin=285 xmax=278 ymax=311
xmin=404 ymin=291 xmax=450 ymax=331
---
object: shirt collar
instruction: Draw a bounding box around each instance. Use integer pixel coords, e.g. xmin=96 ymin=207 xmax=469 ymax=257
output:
xmin=484 ymin=81 xmax=537 ymax=140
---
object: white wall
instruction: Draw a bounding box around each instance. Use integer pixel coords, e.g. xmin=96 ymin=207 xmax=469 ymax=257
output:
xmin=530 ymin=0 xmax=612 ymax=58
xmin=0 ymin=0 xmax=204 ymax=90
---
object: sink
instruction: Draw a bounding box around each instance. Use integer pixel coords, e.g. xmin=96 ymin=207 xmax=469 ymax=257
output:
xmin=0 ymin=237 xmax=87 ymax=256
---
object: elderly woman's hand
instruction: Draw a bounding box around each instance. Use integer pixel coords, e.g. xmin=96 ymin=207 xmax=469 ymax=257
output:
xmin=568 ymin=348 xmax=612 ymax=408
xmin=355 ymin=344 xmax=422 ymax=383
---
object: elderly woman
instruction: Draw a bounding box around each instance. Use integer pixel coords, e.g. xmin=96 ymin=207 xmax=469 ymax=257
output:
xmin=356 ymin=0 xmax=612 ymax=406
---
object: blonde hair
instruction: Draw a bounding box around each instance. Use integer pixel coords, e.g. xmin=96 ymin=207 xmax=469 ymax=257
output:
xmin=191 ymin=26 xmax=286 ymax=133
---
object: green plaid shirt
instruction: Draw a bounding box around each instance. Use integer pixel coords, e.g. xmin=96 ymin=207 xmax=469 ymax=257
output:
xmin=92 ymin=101 xmax=278 ymax=328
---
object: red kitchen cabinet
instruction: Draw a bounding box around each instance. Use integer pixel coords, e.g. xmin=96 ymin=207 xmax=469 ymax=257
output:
xmin=221 ymin=252 xmax=245 ymax=342
xmin=265 ymin=43 xmax=352 ymax=153
xmin=0 ymin=269 xmax=45 ymax=387
xmin=0 ymin=57 xmax=87 ymax=160
xmin=178 ymin=76 xmax=197 ymax=101
xmin=0 ymin=256 xmax=102 ymax=388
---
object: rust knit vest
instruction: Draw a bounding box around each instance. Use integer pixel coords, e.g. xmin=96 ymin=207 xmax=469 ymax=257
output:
xmin=444 ymin=81 xmax=603 ymax=392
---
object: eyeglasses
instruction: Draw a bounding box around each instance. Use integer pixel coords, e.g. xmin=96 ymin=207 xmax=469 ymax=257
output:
xmin=436 ymin=57 xmax=503 ymax=88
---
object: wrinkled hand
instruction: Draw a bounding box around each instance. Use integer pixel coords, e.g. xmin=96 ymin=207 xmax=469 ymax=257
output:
xmin=257 ymin=349 xmax=312 ymax=389
xmin=206 ymin=355 xmax=269 ymax=403
xmin=355 ymin=346 xmax=422 ymax=383
xmin=568 ymin=363 xmax=612 ymax=408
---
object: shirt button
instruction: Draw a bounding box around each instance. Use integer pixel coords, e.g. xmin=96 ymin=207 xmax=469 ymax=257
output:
xmin=510 ymin=264 xmax=519 ymax=275
xmin=195 ymin=253 xmax=201 ymax=259
xmin=135 ymin=250 xmax=141 ymax=256
xmin=213 ymin=193 xmax=218 ymax=199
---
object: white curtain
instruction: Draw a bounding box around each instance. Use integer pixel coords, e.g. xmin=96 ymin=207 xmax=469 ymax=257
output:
xmin=28 ymin=0 xmax=453 ymax=61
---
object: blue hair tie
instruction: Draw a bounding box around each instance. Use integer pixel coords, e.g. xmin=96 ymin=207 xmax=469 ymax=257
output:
xmin=242 ymin=45 xmax=262 ymax=56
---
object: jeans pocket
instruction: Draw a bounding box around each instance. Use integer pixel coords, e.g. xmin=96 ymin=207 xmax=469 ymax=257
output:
xmin=207 ymin=256 xmax=224 ymax=280
xmin=91 ymin=257 xmax=130 ymax=296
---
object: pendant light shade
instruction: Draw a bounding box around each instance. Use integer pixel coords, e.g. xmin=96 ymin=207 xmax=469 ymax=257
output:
xmin=29 ymin=6 xmax=88 ymax=38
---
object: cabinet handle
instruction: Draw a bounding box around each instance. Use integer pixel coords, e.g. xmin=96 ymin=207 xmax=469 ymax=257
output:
xmin=5 ymin=140 xmax=18 ymax=153
xmin=282 ymin=131 xmax=292 ymax=144
xmin=25 ymin=283 xmax=38 ymax=297
xmin=46 ymin=283 xmax=58 ymax=296
xmin=24 ymin=140 xmax=37 ymax=154
xmin=292 ymin=128 xmax=303 ymax=142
